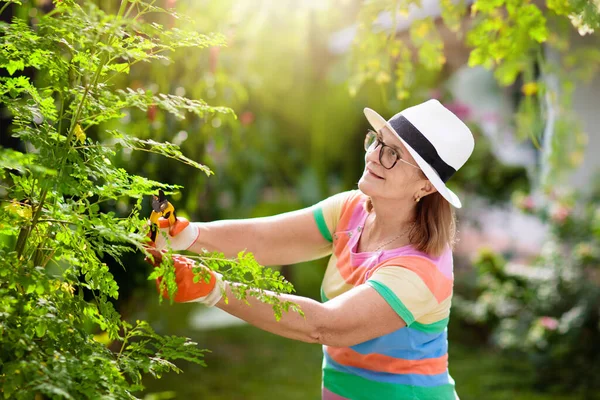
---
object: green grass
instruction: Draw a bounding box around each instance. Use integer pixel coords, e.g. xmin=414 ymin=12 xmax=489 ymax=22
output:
xmin=140 ymin=322 xmax=586 ymax=400
xmin=449 ymin=345 xmax=581 ymax=400
xmin=141 ymin=325 xmax=322 ymax=400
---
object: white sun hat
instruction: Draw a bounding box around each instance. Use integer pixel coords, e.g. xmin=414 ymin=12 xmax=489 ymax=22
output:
xmin=364 ymin=99 xmax=475 ymax=208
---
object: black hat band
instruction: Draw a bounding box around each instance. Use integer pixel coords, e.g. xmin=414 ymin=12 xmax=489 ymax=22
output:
xmin=388 ymin=114 xmax=456 ymax=183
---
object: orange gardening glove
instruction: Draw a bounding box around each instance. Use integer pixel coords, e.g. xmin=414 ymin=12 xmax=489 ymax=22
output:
xmin=148 ymin=217 xmax=199 ymax=251
xmin=145 ymin=249 xmax=224 ymax=306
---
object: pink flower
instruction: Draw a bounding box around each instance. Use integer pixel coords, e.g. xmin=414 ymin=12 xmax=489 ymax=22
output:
xmin=240 ymin=111 xmax=255 ymax=126
xmin=540 ymin=317 xmax=559 ymax=331
xmin=550 ymin=204 xmax=570 ymax=223
xmin=481 ymin=112 xmax=500 ymax=124
xmin=521 ymin=196 xmax=535 ymax=211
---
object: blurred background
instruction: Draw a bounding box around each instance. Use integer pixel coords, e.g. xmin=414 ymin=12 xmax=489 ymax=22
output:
xmin=2 ymin=0 xmax=600 ymax=399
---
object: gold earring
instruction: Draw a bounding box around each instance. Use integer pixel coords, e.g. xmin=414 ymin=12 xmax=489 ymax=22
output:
xmin=415 ymin=196 xmax=420 ymax=203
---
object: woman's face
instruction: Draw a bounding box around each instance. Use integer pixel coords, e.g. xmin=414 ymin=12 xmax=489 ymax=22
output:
xmin=358 ymin=126 xmax=427 ymax=202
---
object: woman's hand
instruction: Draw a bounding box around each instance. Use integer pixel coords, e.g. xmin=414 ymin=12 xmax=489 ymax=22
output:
xmin=145 ymin=248 xmax=224 ymax=306
xmin=149 ymin=217 xmax=200 ymax=251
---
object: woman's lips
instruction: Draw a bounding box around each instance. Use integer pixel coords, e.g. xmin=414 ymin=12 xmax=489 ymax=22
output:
xmin=367 ymin=168 xmax=384 ymax=179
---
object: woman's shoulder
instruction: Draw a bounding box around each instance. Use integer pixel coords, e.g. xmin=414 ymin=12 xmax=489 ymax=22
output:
xmin=318 ymin=189 xmax=367 ymax=215
xmin=344 ymin=189 xmax=367 ymax=204
xmin=312 ymin=190 xmax=367 ymax=239
xmin=334 ymin=190 xmax=368 ymax=230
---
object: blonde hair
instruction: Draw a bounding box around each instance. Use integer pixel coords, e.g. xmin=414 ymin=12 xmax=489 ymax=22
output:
xmin=364 ymin=192 xmax=456 ymax=257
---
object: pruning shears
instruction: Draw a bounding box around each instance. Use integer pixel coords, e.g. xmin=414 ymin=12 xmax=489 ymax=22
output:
xmin=149 ymin=190 xmax=177 ymax=243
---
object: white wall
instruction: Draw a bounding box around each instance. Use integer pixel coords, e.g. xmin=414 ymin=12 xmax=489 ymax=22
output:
xmin=569 ymin=54 xmax=600 ymax=190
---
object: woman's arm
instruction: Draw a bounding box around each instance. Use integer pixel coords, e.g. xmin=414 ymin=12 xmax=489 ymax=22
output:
xmin=216 ymin=283 xmax=406 ymax=348
xmin=188 ymin=207 xmax=332 ymax=266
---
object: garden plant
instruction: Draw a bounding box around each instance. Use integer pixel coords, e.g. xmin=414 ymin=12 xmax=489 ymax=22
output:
xmin=0 ymin=1 xmax=297 ymax=398
xmin=455 ymin=185 xmax=600 ymax=397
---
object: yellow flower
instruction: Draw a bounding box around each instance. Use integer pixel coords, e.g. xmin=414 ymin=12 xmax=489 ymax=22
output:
xmin=61 ymin=282 xmax=75 ymax=295
xmin=6 ymin=199 xmax=32 ymax=219
xmin=93 ymin=331 xmax=113 ymax=346
xmin=375 ymin=71 xmax=390 ymax=84
xmin=414 ymin=22 xmax=430 ymax=38
xmin=396 ymin=89 xmax=409 ymax=100
xmin=569 ymin=151 xmax=584 ymax=166
xmin=74 ymin=124 xmax=86 ymax=144
xmin=521 ymin=82 xmax=538 ymax=96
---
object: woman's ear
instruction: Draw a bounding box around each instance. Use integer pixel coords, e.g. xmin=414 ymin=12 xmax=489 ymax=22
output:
xmin=421 ymin=181 xmax=438 ymax=196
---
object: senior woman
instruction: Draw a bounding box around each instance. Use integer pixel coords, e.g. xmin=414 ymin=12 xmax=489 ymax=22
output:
xmin=146 ymin=99 xmax=475 ymax=400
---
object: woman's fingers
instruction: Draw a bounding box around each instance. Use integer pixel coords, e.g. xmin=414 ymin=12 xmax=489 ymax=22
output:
xmin=144 ymin=247 xmax=165 ymax=266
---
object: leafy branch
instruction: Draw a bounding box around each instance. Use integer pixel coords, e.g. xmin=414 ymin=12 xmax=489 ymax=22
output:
xmin=0 ymin=0 xmax=259 ymax=398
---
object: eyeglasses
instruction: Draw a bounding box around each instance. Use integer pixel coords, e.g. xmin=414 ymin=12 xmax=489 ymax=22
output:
xmin=364 ymin=130 xmax=421 ymax=170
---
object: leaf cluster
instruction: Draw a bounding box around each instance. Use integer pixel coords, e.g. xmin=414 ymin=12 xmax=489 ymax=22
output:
xmin=187 ymin=250 xmax=303 ymax=321
xmin=350 ymin=0 xmax=467 ymax=99
xmin=0 ymin=1 xmax=296 ymax=398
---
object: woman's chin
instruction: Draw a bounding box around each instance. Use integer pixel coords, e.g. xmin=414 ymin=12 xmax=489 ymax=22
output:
xmin=358 ymin=178 xmax=377 ymax=195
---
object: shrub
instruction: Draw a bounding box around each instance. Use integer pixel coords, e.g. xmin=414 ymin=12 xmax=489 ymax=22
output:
xmin=455 ymin=184 xmax=600 ymax=396
xmin=0 ymin=1 xmax=295 ymax=398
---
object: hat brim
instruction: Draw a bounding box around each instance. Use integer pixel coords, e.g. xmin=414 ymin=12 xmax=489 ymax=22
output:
xmin=364 ymin=108 xmax=462 ymax=208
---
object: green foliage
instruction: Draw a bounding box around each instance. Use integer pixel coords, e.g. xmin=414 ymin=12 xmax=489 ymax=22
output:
xmin=351 ymin=0 xmax=454 ymax=100
xmin=409 ymin=18 xmax=446 ymax=71
xmin=349 ymin=0 xmax=600 ymax=184
xmin=439 ymin=0 xmax=467 ymax=33
xmin=0 ymin=1 xmax=298 ymax=398
xmin=454 ymin=184 xmax=600 ymax=395
xmin=110 ymin=0 xmax=370 ymax=224
xmin=468 ymin=0 xmax=548 ymax=72
xmin=189 ymin=251 xmax=303 ymax=321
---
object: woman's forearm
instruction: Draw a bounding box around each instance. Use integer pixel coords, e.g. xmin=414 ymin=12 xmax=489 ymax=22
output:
xmin=190 ymin=220 xmax=269 ymax=260
xmin=216 ymin=282 xmax=325 ymax=344
xmin=214 ymin=282 xmax=396 ymax=348
xmin=186 ymin=210 xmax=332 ymax=266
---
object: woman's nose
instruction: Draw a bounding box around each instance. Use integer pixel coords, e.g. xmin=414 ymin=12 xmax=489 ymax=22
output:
xmin=365 ymin=143 xmax=382 ymax=164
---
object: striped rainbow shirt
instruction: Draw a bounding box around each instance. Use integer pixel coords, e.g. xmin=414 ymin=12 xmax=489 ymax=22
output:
xmin=312 ymin=190 xmax=458 ymax=400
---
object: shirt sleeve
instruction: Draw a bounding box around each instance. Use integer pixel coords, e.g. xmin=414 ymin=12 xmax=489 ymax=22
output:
xmin=366 ymin=264 xmax=447 ymax=326
xmin=311 ymin=190 xmax=355 ymax=242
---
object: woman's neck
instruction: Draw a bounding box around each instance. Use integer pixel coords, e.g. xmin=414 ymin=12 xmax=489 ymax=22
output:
xmin=360 ymin=196 xmax=416 ymax=251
